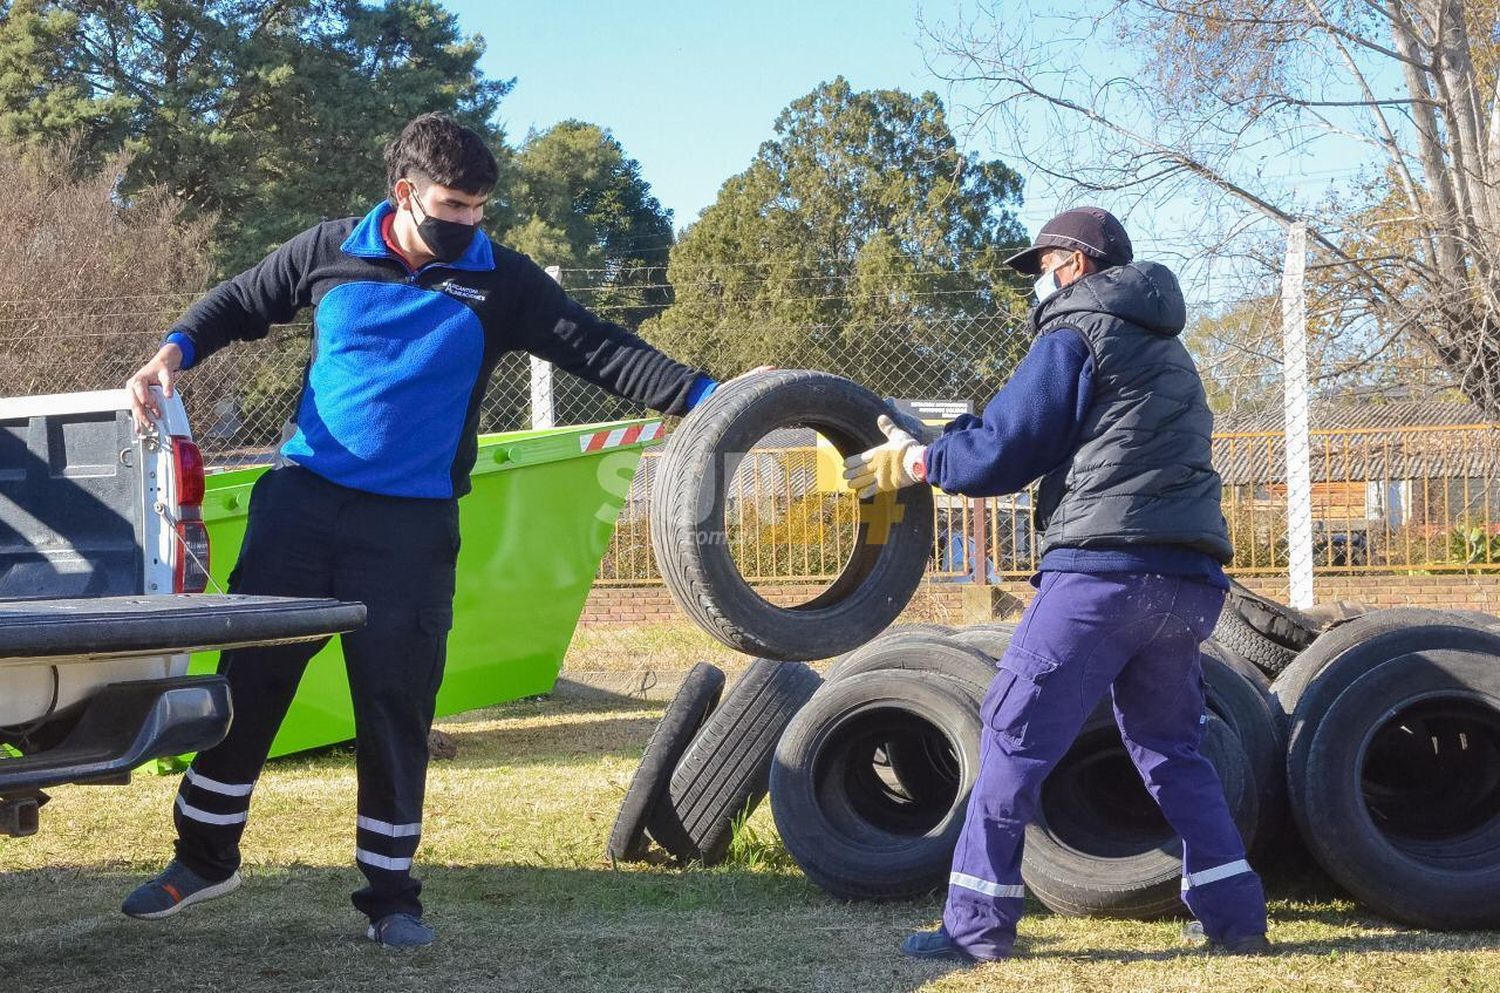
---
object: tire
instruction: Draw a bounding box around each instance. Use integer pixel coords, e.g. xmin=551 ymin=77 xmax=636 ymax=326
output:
xmin=1206 ymin=637 xmax=1280 ymax=704
xmin=1022 ymin=710 xmax=1258 ymax=919
xmin=769 ymin=669 xmax=984 ymax=900
xmin=825 ymin=629 xmax=950 ymax=681
xmin=1301 ymin=599 xmax=1372 ymax=629
xmin=947 ymin=624 xmax=1016 ymax=661
xmin=1200 ymin=641 xmax=1283 ymax=754
xmin=1273 ymin=611 xmax=1500 ymax=922
xmin=885 ymin=622 xmax=956 ymax=637
xmin=1211 ymin=607 xmax=1298 ymax=678
xmin=607 ymin=662 xmax=725 ymax=862
xmin=823 ymin=636 xmax=993 ymax=809
xmin=650 ymin=370 xmax=935 ymax=661
xmin=1291 ymin=647 xmax=1500 ymax=928
xmin=1447 ymin=609 xmax=1500 ymax=631
xmin=1226 ymin=578 xmax=1321 ymax=650
xmin=1273 ymin=609 xmax=1500 ymax=740
xmin=826 ymin=635 xmax=996 ymax=696
xmin=1200 ymin=642 xmax=1288 ymax=854
xmin=646 ymin=659 xmax=821 ymax=865
xmin=968 ymin=622 xmax=1021 ymax=639
xmin=822 ymin=624 xmax=957 ymax=678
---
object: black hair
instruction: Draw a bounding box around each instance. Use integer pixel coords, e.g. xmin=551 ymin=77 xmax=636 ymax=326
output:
xmin=384 ymin=113 xmax=498 ymax=198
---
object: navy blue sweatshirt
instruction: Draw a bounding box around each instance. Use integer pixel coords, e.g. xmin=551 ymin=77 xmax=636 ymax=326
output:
xmin=923 ymin=327 xmax=1226 ymax=585
xmin=167 ymin=202 xmax=713 ymax=499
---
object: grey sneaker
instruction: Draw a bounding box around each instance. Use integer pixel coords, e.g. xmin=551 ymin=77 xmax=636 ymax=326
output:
xmin=121 ymin=860 xmax=241 ymax=920
xmin=367 ymin=912 xmax=435 ymax=948
xmin=1182 ymin=920 xmax=1273 ymax=955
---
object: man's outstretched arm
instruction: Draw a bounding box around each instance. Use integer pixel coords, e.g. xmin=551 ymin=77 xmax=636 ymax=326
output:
xmin=126 ymin=226 xmax=322 ymax=425
xmin=922 ymin=329 xmax=1095 ymax=497
xmin=509 ymin=255 xmax=715 ymax=416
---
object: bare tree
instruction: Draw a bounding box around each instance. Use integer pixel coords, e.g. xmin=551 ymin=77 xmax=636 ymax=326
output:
xmin=926 ymin=1 xmax=1500 ymax=412
xmin=0 ymin=139 xmax=215 ymax=406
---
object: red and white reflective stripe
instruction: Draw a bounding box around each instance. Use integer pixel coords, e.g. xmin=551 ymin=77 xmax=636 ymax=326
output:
xmin=578 ymin=421 xmax=663 ymax=453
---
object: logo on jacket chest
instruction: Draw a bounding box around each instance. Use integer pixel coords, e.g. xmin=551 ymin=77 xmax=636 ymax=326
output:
xmin=437 ymin=280 xmax=488 ymax=304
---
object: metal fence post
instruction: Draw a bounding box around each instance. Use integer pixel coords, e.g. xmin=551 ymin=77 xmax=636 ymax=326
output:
xmin=971 ymin=497 xmax=989 ymax=585
xmin=531 ymin=266 xmax=560 ymax=430
xmin=1282 ymin=221 xmax=1315 ymax=608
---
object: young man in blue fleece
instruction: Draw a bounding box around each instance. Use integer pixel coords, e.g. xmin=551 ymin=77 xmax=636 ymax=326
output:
xmin=119 ymin=113 xmax=747 ymax=947
xmin=845 ymin=207 xmax=1270 ymax=962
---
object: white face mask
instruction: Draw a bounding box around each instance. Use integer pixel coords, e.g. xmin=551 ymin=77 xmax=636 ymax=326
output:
xmin=1034 ymin=267 xmax=1061 ymax=303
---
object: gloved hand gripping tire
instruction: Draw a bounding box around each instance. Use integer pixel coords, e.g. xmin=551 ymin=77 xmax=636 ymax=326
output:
xmin=843 ymin=415 xmax=927 ymax=499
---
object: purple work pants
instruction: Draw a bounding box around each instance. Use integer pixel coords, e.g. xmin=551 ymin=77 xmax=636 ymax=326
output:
xmin=943 ymin=571 xmax=1268 ymax=959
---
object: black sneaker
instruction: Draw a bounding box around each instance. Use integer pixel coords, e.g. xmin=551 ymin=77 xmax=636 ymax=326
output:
xmin=1182 ymin=920 xmax=1273 ymax=955
xmin=901 ymin=927 xmax=976 ymax=963
xmin=121 ymin=860 xmax=241 ymax=920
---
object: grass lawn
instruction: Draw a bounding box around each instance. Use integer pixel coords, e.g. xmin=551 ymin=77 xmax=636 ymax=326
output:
xmin=566 ymin=620 xmax=752 ymax=674
xmin=3 ymin=694 xmax=1499 ymax=993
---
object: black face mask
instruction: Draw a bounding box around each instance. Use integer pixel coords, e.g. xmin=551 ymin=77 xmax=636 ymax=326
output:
xmin=409 ymin=193 xmax=478 ymax=263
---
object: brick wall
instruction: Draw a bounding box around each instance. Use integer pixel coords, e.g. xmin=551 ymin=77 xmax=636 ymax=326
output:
xmin=578 ymin=582 xmax=981 ymax=627
xmin=1235 ymin=574 xmax=1500 ymax=612
xmin=578 ymin=573 xmax=1500 ymax=627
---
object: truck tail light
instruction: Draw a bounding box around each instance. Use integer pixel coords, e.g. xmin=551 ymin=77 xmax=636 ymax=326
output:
xmin=174 ymin=512 xmax=211 ymax=594
xmin=172 ymin=438 xmax=205 ymax=506
xmin=170 ymin=436 xmax=209 ymax=593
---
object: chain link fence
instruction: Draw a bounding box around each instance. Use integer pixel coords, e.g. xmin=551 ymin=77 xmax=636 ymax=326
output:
xmin=10 ymin=288 xmax=1500 ymax=584
xmin=9 ymin=267 xmax=1500 ymax=674
xmin=6 ymin=260 xmax=1025 ymax=463
xmin=0 ymin=278 xmax=1026 ymax=668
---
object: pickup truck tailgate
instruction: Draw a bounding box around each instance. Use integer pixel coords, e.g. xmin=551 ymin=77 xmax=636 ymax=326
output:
xmin=0 ymin=594 xmax=366 ymax=664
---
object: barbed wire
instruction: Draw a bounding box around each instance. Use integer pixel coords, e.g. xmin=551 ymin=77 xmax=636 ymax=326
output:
xmin=0 ymin=323 xmax=313 ymax=344
xmin=0 ymin=290 xmax=209 ymax=304
xmin=555 ymin=245 xmax=1018 ymax=275
xmin=558 ymin=261 xmax=1017 ymax=279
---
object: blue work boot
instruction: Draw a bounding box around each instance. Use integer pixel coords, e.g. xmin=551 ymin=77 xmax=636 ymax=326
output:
xmin=901 ymin=926 xmax=978 ymax=963
xmin=121 ymin=860 xmax=241 ymax=920
xmin=1182 ymin=920 xmax=1273 ymax=955
xmin=367 ymin=912 xmax=436 ymax=948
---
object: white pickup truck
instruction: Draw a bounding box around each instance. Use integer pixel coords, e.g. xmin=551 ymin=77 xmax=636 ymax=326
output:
xmin=0 ymin=388 xmax=364 ymax=837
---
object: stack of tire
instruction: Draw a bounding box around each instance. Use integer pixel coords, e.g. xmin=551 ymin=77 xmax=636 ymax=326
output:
xmin=605 ymin=624 xmax=1004 ymax=873
xmin=765 ymin=623 xmax=1285 ymax=920
xmin=1210 ymin=582 xmax=1500 ymax=930
xmin=608 ymin=658 xmax=822 ymax=865
xmin=614 ymin=369 xmax=1281 ymax=916
xmin=619 ymin=367 xmax=1500 ymax=929
xmin=608 ymin=370 xmax=935 ymax=867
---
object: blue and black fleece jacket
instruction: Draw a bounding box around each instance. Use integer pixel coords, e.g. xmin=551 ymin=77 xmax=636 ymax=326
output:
xmin=167 ymin=202 xmax=713 ymax=499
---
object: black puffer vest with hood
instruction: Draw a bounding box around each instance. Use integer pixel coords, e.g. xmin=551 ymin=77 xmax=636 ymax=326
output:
xmin=1032 ymin=261 xmax=1232 ymax=563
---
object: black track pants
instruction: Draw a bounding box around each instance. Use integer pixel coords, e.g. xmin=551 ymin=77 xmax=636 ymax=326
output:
xmin=172 ymin=464 xmax=458 ymax=921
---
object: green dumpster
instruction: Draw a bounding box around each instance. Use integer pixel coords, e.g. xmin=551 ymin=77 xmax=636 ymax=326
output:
xmin=191 ymin=418 xmax=663 ymax=758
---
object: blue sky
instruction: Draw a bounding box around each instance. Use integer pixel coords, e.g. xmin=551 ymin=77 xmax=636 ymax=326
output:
xmin=446 ymin=1 xmax=1381 ymax=306
xmin=450 ymin=0 xmax=961 ymax=229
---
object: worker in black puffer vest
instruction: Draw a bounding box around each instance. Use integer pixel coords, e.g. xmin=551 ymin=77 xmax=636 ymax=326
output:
xmin=844 ymin=207 xmax=1270 ymax=962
